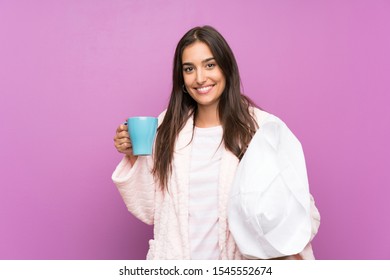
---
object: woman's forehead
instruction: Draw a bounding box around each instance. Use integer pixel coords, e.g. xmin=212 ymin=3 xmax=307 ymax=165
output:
xmin=182 ymin=42 xmax=214 ymax=64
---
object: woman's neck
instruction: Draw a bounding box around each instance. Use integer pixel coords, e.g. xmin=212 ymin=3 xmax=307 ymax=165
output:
xmin=195 ymin=105 xmax=220 ymax=128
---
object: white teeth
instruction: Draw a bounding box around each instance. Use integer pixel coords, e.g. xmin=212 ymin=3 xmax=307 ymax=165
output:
xmin=196 ymin=85 xmax=213 ymax=93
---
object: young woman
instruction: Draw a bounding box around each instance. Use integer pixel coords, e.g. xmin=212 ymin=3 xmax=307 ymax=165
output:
xmin=112 ymin=26 xmax=320 ymax=260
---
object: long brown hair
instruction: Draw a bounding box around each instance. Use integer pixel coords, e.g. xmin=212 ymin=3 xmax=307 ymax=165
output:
xmin=152 ymin=25 xmax=259 ymax=191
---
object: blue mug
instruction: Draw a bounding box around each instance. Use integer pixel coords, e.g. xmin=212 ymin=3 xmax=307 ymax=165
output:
xmin=127 ymin=116 xmax=158 ymax=156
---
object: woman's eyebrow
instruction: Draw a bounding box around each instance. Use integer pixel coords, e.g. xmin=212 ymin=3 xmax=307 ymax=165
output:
xmin=182 ymin=57 xmax=215 ymax=66
xmin=202 ymin=57 xmax=215 ymax=63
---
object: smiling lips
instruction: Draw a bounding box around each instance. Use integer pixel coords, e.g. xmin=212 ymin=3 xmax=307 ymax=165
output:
xmin=195 ymin=85 xmax=214 ymax=94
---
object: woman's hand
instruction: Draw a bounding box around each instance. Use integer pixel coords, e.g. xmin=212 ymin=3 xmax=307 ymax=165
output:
xmin=114 ymin=123 xmax=138 ymax=164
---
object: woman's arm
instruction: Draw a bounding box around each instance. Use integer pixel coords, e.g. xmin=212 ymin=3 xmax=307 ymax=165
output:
xmin=112 ymin=155 xmax=156 ymax=225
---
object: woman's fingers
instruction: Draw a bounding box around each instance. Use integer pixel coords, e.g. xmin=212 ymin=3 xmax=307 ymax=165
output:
xmin=115 ymin=140 xmax=132 ymax=153
xmin=117 ymin=143 xmax=130 ymax=151
xmin=117 ymin=130 xmax=130 ymax=139
xmin=114 ymin=123 xmax=133 ymax=155
xmin=116 ymin=124 xmax=128 ymax=134
xmin=114 ymin=126 xmax=131 ymax=141
xmin=116 ymin=137 xmax=131 ymax=145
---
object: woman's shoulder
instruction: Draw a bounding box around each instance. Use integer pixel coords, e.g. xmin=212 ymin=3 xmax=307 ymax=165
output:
xmin=157 ymin=109 xmax=168 ymax=125
xmin=157 ymin=108 xmax=195 ymax=126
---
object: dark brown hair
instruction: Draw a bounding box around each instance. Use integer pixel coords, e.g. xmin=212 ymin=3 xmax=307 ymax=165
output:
xmin=152 ymin=25 xmax=259 ymax=191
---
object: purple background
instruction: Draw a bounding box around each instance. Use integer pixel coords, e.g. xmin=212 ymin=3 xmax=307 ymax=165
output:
xmin=1 ymin=0 xmax=389 ymax=260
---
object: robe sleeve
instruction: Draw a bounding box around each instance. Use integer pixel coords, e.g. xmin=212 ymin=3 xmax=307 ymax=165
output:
xmin=112 ymin=155 xmax=156 ymax=225
xmin=111 ymin=110 xmax=167 ymax=225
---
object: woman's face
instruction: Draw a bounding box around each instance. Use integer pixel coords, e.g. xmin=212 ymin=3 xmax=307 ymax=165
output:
xmin=182 ymin=41 xmax=226 ymax=110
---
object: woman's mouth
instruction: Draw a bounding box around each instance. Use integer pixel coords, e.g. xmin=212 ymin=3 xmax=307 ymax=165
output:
xmin=195 ymin=85 xmax=214 ymax=94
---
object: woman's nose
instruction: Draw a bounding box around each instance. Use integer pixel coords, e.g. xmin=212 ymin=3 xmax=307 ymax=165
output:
xmin=196 ymin=69 xmax=206 ymax=84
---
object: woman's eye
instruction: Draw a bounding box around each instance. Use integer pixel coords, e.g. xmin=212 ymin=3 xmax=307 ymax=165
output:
xmin=206 ymin=63 xmax=215 ymax=69
xmin=183 ymin=67 xmax=193 ymax=73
